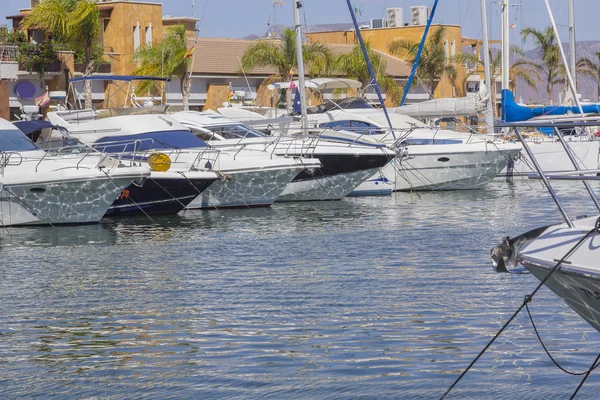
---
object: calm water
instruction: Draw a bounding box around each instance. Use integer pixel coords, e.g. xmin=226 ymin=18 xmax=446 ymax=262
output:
xmin=2 ymin=178 xmax=600 ymax=399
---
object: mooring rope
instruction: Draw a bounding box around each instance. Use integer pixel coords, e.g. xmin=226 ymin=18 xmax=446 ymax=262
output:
xmin=441 ymin=219 xmax=600 ymax=399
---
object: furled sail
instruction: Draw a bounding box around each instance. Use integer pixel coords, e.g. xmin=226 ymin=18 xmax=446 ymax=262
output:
xmin=391 ymin=84 xmax=490 ymax=119
xmin=501 ymin=89 xmax=600 ymax=122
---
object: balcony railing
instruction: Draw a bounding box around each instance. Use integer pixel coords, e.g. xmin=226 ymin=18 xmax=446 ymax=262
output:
xmin=0 ymin=45 xmax=18 ymax=62
xmin=74 ymin=63 xmax=112 ymax=73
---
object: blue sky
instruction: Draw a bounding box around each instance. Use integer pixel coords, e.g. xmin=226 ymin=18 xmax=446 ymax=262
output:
xmin=3 ymin=0 xmax=599 ymax=50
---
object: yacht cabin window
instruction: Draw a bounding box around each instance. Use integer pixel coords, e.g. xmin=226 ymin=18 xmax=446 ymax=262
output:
xmin=205 ymin=124 xmax=265 ymax=140
xmin=0 ymin=129 xmax=39 ymax=151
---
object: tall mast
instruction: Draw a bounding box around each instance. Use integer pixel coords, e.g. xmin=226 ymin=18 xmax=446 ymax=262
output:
xmin=568 ymin=0 xmax=577 ymax=90
xmin=501 ymin=0 xmax=509 ymax=91
xmin=543 ymin=0 xmax=583 ymax=115
xmin=292 ymin=1 xmax=308 ymax=133
xmin=480 ymin=0 xmax=494 ymax=132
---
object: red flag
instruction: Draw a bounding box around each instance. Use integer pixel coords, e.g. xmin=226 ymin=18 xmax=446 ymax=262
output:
xmin=183 ymin=46 xmax=195 ymax=59
xmin=35 ymin=91 xmax=50 ymax=107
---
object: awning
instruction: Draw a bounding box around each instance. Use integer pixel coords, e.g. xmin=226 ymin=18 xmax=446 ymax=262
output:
xmin=70 ymin=75 xmax=171 ymax=83
xmin=268 ymin=78 xmax=362 ymax=91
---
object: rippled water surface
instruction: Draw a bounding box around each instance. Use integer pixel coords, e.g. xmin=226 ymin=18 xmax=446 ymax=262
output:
xmin=2 ymin=178 xmax=600 ymax=399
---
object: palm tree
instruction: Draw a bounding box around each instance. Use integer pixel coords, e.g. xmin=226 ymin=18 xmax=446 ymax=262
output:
xmin=520 ymin=26 xmax=563 ymax=105
xmin=458 ymin=48 xmax=540 ymax=117
xmin=577 ymin=52 xmax=600 ymax=102
xmin=22 ymin=0 xmax=101 ymax=109
xmin=241 ymin=28 xmax=332 ymax=80
xmin=134 ymin=25 xmax=193 ymax=111
xmin=240 ymin=28 xmax=332 ymax=107
xmin=333 ymin=42 xmax=402 ymax=105
xmin=388 ymin=26 xmax=457 ymax=99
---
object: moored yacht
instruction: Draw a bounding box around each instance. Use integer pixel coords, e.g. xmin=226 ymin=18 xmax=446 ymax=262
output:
xmin=218 ymin=92 xmax=522 ymax=191
xmin=170 ymin=111 xmax=396 ymax=201
xmin=47 ymin=112 xmax=315 ymax=209
xmin=16 ymin=119 xmax=218 ymax=215
xmin=0 ymin=118 xmax=150 ymax=226
xmin=490 ymin=120 xmax=600 ymax=333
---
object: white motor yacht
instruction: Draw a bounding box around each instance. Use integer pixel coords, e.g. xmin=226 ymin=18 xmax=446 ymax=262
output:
xmin=170 ymin=111 xmax=396 ymax=201
xmin=219 ymin=98 xmax=522 ymax=192
xmin=0 ymin=118 xmax=150 ymax=226
xmin=47 ymin=112 xmax=317 ymax=209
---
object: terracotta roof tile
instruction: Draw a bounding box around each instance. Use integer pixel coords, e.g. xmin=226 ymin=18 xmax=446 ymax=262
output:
xmin=188 ymin=37 xmax=411 ymax=78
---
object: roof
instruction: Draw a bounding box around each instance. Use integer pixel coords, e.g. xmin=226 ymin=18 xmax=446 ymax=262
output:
xmin=187 ymin=37 xmax=411 ymax=78
xmin=163 ymin=16 xmax=200 ymax=22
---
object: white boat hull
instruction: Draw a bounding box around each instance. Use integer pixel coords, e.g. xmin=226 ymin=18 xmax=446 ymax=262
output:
xmin=499 ymin=140 xmax=599 ymax=177
xmin=518 ymin=216 xmax=600 ymax=332
xmin=277 ymin=167 xmax=382 ymax=201
xmin=390 ymin=143 xmax=522 ymax=191
xmin=0 ymin=176 xmax=133 ymax=226
xmin=187 ymin=166 xmax=304 ymax=209
xmin=348 ymin=174 xmax=393 ymax=196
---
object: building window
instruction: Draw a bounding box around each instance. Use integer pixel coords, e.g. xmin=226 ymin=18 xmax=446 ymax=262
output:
xmin=145 ymin=24 xmax=152 ymax=46
xmin=133 ymin=22 xmax=140 ymax=53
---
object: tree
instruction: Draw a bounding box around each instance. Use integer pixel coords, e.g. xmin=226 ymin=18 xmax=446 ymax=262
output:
xmin=134 ymin=25 xmax=193 ymax=111
xmin=388 ymin=26 xmax=457 ymax=99
xmin=520 ymin=26 xmax=563 ymax=105
xmin=577 ymin=52 xmax=600 ymax=102
xmin=458 ymin=48 xmax=540 ymax=117
xmin=333 ymin=42 xmax=402 ymax=105
xmin=240 ymin=28 xmax=332 ymax=107
xmin=22 ymin=0 xmax=102 ymax=109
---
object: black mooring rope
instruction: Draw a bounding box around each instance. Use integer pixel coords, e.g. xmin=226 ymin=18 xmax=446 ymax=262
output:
xmin=440 ymin=222 xmax=599 ymax=399
xmin=526 ymin=302 xmax=600 ymax=376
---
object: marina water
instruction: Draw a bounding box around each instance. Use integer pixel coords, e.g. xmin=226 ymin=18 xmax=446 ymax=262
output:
xmin=1 ymin=178 xmax=600 ymax=399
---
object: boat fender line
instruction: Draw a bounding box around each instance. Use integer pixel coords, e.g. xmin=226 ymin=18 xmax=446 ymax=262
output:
xmin=441 ymin=219 xmax=600 ymax=400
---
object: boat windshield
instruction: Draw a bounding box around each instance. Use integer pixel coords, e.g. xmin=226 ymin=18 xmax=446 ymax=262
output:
xmin=312 ymin=98 xmax=377 ymax=113
xmin=0 ymin=129 xmax=40 ymax=152
xmin=93 ymin=130 xmax=207 ymax=153
xmin=204 ymin=124 xmax=265 ymax=140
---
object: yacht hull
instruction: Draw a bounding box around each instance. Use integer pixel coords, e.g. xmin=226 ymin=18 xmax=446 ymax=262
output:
xmin=391 ymin=144 xmax=521 ymax=191
xmin=347 ymin=175 xmax=393 ymax=196
xmin=106 ymin=173 xmax=216 ymax=216
xmin=498 ymin=140 xmax=599 ymax=177
xmin=187 ymin=167 xmax=304 ymax=209
xmin=0 ymin=177 xmax=135 ymax=226
xmin=517 ymin=216 xmax=600 ymax=332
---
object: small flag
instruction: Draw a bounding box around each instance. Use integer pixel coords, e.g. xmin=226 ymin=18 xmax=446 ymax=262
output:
xmin=288 ymin=67 xmax=294 ymax=78
xmin=183 ymin=46 xmax=195 ymax=59
xmin=35 ymin=91 xmax=50 ymax=107
xmin=228 ymin=90 xmax=234 ymax=100
xmin=293 ymin=88 xmax=301 ymax=114
xmin=289 ymin=81 xmax=297 ymax=90
xmin=510 ymin=23 xmax=516 ymax=29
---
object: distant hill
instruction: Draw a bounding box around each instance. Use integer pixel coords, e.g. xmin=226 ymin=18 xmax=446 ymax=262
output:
xmin=513 ymin=41 xmax=600 ymax=104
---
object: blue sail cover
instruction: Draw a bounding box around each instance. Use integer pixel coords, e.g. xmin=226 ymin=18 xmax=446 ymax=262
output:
xmin=501 ymin=89 xmax=600 ymax=123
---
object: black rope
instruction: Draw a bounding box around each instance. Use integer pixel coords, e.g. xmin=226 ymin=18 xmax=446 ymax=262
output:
xmin=571 ymin=352 xmax=600 ymax=399
xmin=440 ymin=224 xmax=598 ymax=399
xmin=525 ymin=302 xmax=600 ymax=376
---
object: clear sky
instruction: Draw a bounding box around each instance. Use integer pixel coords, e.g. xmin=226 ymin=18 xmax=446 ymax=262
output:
xmin=3 ymin=0 xmax=599 ymax=50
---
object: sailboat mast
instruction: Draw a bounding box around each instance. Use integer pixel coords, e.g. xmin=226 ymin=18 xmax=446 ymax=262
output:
xmin=292 ymin=0 xmax=308 ymax=132
xmin=543 ymin=0 xmax=583 ymax=115
xmin=480 ymin=0 xmax=494 ymax=133
xmin=568 ymin=0 xmax=577 ymax=90
xmin=501 ymin=0 xmax=509 ymax=91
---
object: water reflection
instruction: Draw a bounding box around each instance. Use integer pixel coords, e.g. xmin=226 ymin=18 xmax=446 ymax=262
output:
xmin=1 ymin=180 xmax=600 ymax=398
